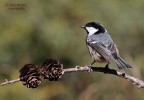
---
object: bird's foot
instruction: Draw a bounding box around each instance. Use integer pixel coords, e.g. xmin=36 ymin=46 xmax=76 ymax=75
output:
xmin=119 ymin=69 xmax=125 ymax=76
xmin=87 ymin=61 xmax=95 ymax=72
xmin=104 ymin=63 xmax=109 ymax=69
xmin=91 ymin=61 xmax=95 ymax=66
xmin=88 ymin=65 xmax=93 ymax=72
xmin=104 ymin=63 xmax=109 ymax=74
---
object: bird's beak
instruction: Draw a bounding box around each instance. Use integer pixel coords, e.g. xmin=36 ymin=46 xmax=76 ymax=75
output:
xmin=81 ymin=26 xmax=85 ymax=28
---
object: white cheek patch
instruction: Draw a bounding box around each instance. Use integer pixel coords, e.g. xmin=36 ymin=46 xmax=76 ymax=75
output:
xmin=86 ymin=27 xmax=99 ymax=36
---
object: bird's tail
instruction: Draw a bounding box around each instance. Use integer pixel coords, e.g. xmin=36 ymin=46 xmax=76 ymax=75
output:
xmin=115 ymin=56 xmax=132 ymax=69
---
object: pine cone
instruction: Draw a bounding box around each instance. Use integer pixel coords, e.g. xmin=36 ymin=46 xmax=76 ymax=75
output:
xmin=39 ymin=59 xmax=63 ymax=81
xmin=19 ymin=64 xmax=42 ymax=88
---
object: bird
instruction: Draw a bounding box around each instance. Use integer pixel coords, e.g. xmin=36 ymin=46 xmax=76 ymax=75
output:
xmin=81 ymin=22 xmax=131 ymax=70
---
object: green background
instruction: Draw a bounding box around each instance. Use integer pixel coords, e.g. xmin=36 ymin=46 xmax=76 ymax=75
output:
xmin=0 ymin=0 xmax=144 ymax=100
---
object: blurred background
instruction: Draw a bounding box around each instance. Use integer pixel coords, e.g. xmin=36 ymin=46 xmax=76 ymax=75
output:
xmin=0 ymin=0 xmax=144 ymax=100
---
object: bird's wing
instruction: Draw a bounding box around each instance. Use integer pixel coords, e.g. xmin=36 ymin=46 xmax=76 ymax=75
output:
xmin=88 ymin=41 xmax=118 ymax=63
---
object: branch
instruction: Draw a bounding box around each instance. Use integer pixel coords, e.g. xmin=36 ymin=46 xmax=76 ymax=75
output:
xmin=1 ymin=65 xmax=144 ymax=88
xmin=64 ymin=66 xmax=144 ymax=88
xmin=1 ymin=78 xmax=20 ymax=86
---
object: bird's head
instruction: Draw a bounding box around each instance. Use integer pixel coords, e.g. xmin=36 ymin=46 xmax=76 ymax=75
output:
xmin=81 ymin=22 xmax=106 ymax=36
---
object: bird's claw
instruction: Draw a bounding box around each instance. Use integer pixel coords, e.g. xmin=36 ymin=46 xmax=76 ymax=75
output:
xmin=88 ymin=65 xmax=93 ymax=72
xmin=119 ymin=69 xmax=125 ymax=76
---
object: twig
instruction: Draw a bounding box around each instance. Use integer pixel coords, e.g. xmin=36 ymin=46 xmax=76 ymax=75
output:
xmin=1 ymin=78 xmax=20 ymax=86
xmin=1 ymin=66 xmax=144 ymax=88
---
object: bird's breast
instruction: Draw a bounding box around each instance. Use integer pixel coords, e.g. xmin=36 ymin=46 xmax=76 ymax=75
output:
xmin=87 ymin=46 xmax=106 ymax=62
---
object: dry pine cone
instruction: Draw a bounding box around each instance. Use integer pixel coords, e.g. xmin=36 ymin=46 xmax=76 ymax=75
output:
xmin=19 ymin=64 xmax=42 ymax=88
xmin=39 ymin=59 xmax=63 ymax=81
